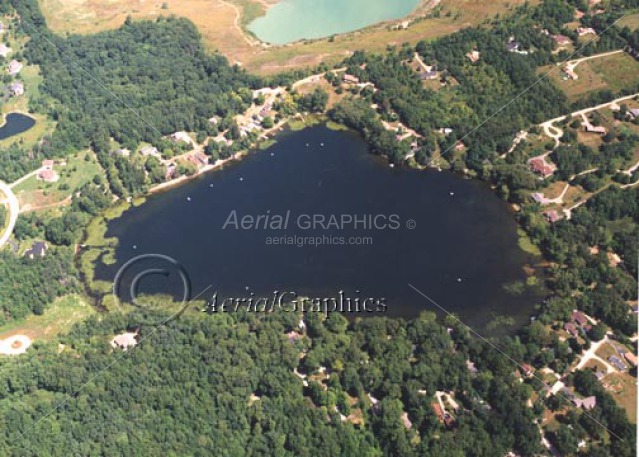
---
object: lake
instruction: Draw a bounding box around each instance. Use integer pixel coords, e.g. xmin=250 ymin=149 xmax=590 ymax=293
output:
xmin=0 ymin=113 xmax=36 ymax=140
xmin=97 ymin=125 xmax=543 ymax=332
xmin=248 ymin=0 xmax=421 ymax=45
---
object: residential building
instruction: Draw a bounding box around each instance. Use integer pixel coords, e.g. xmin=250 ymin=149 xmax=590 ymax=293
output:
xmin=24 ymin=241 xmax=48 ymax=259
xmin=9 ymin=81 xmax=23 ymax=96
xmin=7 ymin=59 xmax=22 ymax=75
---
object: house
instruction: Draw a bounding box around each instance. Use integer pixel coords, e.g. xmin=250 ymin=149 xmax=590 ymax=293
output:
xmin=466 ymin=50 xmax=480 ymax=63
xmin=585 ymin=124 xmax=607 ymax=134
xmin=507 ymin=41 xmax=522 ymax=52
xmin=24 ymin=241 xmax=47 ymax=259
xmin=286 ymin=331 xmax=302 ymax=343
xmin=608 ymin=355 xmax=627 ymax=371
xmin=401 ymin=412 xmax=412 ymax=430
xmin=9 ymin=81 xmax=24 ymax=96
xmin=564 ymin=322 xmax=579 ymax=337
xmin=41 ymin=159 xmax=54 ymax=170
xmin=466 ymin=360 xmax=479 ymax=377
xmin=419 ymin=70 xmax=438 ymax=80
xmin=531 ymin=192 xmax=546 ymax=203
xmin=165 ymin=162 xmax=177 ymax=180
xmin=573 ymin=396 xmax=597 ymax=410
xmin=572 ymin=310 xmax=588 ymax=326
xmin=37 ymin=168 xmax=59 ymax=183
xmin=623 ymin=352 xmax=637 ymax=367
xmin=576 ymin=27 xmax=596 ymax=36
xmin=113 ymin=148 xmax=130 ymax=157
xmin=7 ymin=59 xmax=22 ymax=76
xmin=170 ymin=131 xmax=193 ymax=144
xmin=140 ymin=146 xmax=160 ymax=157
xmin=543 ymin=210 xmax=561 ymax=223
xmin=110 ymin=332 xmax=138 ymax=351
xmin=563 ymin=66 xmax=579 ymax=80
xmin=432 ymin=403 xmax=444 ymax=421
xmin=521 ymin=363 xmax=534 ymax=377
xmin=342 ymin=74 xmax=360 ymax=84
xmin=455 ymin=141 xmax=466 ymax=151
xmin=0 ymin=43 xmax=10 ymax=58
xmin=553 ymin=34 xmax=571 ymax=46
xmin=628 ymin=108 xmax=639 ymax=119
xmin=529 ymin=157 xmax=555 ymax=178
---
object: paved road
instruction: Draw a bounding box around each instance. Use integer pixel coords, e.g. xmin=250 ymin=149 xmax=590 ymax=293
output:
xmin=0 ymin=180 xmax=19 ymax=249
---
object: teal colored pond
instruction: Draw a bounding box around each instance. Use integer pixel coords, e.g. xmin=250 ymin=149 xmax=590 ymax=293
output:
xmin=248 ymin=0 xmax=421 ymax=45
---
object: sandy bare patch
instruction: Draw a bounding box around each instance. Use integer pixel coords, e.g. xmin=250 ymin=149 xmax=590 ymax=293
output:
xmin=0 ymin=335 xmax=32 ymax=355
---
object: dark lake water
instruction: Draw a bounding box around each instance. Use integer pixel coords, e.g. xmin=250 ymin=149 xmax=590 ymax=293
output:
xmin=0 ymin=113 xmax=36 ymax=140
xmin=97 ymin=125 xmax=543 ymax=332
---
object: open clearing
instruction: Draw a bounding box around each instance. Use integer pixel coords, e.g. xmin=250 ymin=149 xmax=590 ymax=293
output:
xmin=39 ymin=0 xmax=533 ymax=74
xmin=0 ymin=294 xmax=95 ymax=343
xmin=618 ymin=12 xmax=639 ymax=31
xmin=541 ymin=52 xmax=639 ymax=103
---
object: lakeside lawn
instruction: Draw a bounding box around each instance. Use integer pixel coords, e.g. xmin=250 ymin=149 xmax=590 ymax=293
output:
xmin=13 ymin=151 xmax=105 ymax=212
xmin=0 ymin=65 xmax=57 ymax=150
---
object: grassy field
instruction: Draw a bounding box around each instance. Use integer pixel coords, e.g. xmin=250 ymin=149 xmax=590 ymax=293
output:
xmin=0 ymin=294 xmax=95 ymax=342
xmin=13 ymin=150 xmax=104 ymax=212
xmin=38 ymin=0 xmax=533 ymax=74
xmin=618 ymin=12 xmax=639 ymax=30
xmin=542 ymin=52 xmax=639 ymax=103
xmin=603 ymin=372 xmax=637 ymax=423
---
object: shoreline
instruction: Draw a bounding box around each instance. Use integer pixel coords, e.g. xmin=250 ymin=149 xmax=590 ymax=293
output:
xmin=239 ymin=0 xmax=441 ymax=48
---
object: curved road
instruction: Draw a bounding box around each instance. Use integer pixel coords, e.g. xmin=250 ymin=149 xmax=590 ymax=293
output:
xmin=0 ymin=180 xmax=18 ymax=249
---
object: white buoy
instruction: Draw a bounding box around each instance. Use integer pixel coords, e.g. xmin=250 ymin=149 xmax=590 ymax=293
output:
xmin=305 ymin=143 xmax=309 ymax=147
xmin=133 ymin=245 xmax=137 ymax=250
xmin=245 ymin=286 xmax=249 ymax=291
xmin=187 ymin=197 xmax=191 ymax=202
xmin=239 ymin=177 xmax=244 ymax=181
xmin=320 ymin=143 xmax=324 ymax=147
xmin=449 ymin=192 xmax=455 ymax=196
xmin=457 ymin=277 xmax=462 ymax=283
xmin=209 ymin=183 xmax=214 ymax=188
xmin=270 ymin=152 xmax=274 ymax=156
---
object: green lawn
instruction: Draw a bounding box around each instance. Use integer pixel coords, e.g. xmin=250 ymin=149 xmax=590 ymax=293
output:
xmin=13 ymin=151 xmax=105 ymax=211
xmin=0 ymin=294 xmax=95 ymax=342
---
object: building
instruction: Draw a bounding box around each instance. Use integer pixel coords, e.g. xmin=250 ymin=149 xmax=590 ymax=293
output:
xmin=553 ymin=34 xmax=571 ymax=46
xmin=585 ymin=124 xmax=607 ymax=134
xmin=41 ymin=159 xmax=54 ymax=170
xmin=9 ymin=81 xmax=23 ymax=96
xmin=0 ymin=43 xmax=10 ymax=58
xmin=24 ymin=241 xmax=47 ymax=259
xmin=7 ymin=59 xmax=22 ymax=76
xmin=628 ymin=108 xmax=639 ymax=119
xmin=564 ymin=322 xmax=579 ymax=337
xmin=140 ymin=146 xmax=160 ymax=157
xmin=113 ymin=148 xmax=130 ymax=157
xmin=563 ymin=66 xmax=579 ymax=80
xmin=419 ymin=70 xmax=438 ymax=80
xmin=37 ymin=168 xmax=59 ymax=183
xmin=529 ymin=157 xmax=555 ymax=178
xmin=572 ymin=310 xmax=588 ymax=326
xmin=466 ymin=50 xmax=480 ymax=63
xmin=576 ymin=27 xmax=596 ymax=36
xmin=342 ymin=74 xmax=360 ymax=84
xmin=573 ymin=396 xmax=597 ymax=410
xmin=623 ymin=352 xmax=637 ymax=367
xmin=543 ymin=210 xmax=561 ymax=223
xmin=507 ymin=41 xmax=522 ymax=52
xmin=608 ymin=355 xmax=627 ymax=371
xmin=165 ymin=162 xmax=177 ymax=180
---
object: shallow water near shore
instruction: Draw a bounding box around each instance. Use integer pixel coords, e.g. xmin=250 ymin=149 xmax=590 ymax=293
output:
xmin=248 ymin=0 xmax=421 ymax=45
xmin=96 ymin=125 xmax=544 ymax=333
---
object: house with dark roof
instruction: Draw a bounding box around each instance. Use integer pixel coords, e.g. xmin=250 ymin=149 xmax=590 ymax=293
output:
xmin=608 ymin=355 xmax=627 ymax=371
xmin=24 ymin=241 xmax=47 ymax=259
